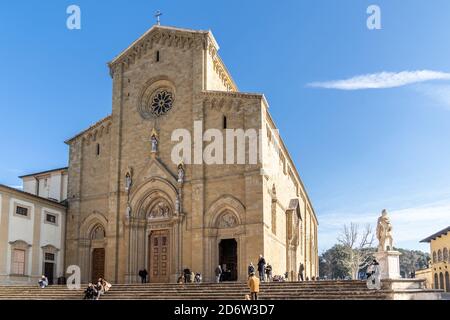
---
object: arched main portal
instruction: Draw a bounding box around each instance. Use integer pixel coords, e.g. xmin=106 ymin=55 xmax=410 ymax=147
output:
xmin=126 ymin=176 xmax=184 ymax=284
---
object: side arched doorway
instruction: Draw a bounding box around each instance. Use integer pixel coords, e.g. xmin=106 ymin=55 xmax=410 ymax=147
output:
xmin=78 ymin=213 xmax=108 ymax=283
xmin=90 ymin=225 xmax=106 ymax=283
xmin=439 ymin=272 xmax=445 ymax=291
xmin=219 ymin=239 xmax=238 ymax=281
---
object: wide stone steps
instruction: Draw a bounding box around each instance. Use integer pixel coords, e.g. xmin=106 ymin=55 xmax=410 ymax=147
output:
xmin=0 ymin=281 xmax=391 ymax=300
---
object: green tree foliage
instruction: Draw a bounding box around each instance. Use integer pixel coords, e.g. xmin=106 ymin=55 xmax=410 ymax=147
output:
xmin=394 ymin=247 xmax=430 ymax=278
xmin=319 ymin=245 xmax=351 ymax=279
xmin=319 ymin=245 xmax=430 ymax=279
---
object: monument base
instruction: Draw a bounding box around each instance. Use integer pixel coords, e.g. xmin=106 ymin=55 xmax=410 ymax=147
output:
xmin=374 ymin=250 xmax=401 ymax=280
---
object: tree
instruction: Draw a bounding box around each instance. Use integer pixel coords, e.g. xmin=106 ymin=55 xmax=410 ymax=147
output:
xmin=338 ymin=223 xmax=375 ymax=280
xmin=319 ymin=244 xmax=351 ymax=279
xmin=395 ymin=248 xmax=430 ymax=278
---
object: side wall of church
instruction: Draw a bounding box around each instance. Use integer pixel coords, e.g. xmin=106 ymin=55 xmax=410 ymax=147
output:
xmin=260 ymin=107 xmax=319 ymax=280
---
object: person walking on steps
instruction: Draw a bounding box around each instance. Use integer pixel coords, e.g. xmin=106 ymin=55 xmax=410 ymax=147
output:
xmin=248 ymin=272 xmax=260 ymax=300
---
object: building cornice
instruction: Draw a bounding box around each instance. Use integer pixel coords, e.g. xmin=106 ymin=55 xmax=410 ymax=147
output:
xmin=64 ymin=115 xmax=112 ymax=145
xmin=19 ymin=167 xmax=68 ymax=179
xmin=0 ymin=184 xmax=67 ymax=210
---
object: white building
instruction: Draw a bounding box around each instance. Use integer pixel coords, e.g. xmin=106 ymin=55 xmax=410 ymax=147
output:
xmin=0 ymin=168 xmax=67 ymax=285
xmin=20 ymin=167 xmax=68 ymax=202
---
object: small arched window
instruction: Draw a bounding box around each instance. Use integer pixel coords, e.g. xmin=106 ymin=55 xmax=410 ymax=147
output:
xmin=156 ymin=50 xmax=160 ymax=62
xmin=443 ymin=248 xmax=449 ymax=262
xmin=223 ymin=115 xmax=227 ymax=129
xmin=438 ymin=249 xmax=443 ymax=262
xmin=96 ymin=143 xmax=100 ymax=156
xmin=433 ymin=251 xmax=437 ymax=263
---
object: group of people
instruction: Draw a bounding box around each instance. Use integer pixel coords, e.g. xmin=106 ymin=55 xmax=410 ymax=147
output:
xmin=246 ymin=255 xmax=267 ymax=300
xmin=247 ymin=255 xmax=273 ymax=282
xmin=83 ymin=278 xmax=112 ymax=300
xmin=178 ymin=269 xmax=202 ymax=284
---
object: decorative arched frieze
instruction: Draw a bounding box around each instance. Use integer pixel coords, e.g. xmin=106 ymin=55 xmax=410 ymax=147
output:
xmin=79 ymin=212 xmax=108 ymax=240
xmin=130 ymin=177 xmax=178 ymax=218
xmin=205 ymin=195 xmax=245 ymax=228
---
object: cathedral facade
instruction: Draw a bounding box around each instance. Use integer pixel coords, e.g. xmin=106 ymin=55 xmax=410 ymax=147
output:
xmin=64 ymin=25 xmax=318 ymax=283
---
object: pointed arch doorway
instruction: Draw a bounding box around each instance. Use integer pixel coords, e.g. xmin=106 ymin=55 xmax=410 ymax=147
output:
xmin=219 ymin=239 xmax=238 ymax=281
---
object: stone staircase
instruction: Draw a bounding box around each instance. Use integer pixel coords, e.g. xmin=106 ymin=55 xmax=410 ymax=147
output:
xmin=0 ymin=280 xmax=393 ymax=300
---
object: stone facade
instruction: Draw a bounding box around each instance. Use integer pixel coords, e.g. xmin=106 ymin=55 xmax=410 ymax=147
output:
xmin=64 ymin=25 xmax=319 ymax=284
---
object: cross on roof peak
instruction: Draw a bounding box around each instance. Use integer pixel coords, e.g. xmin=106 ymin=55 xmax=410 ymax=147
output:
xmin=155 ymin=10 xmax=162 ymax=26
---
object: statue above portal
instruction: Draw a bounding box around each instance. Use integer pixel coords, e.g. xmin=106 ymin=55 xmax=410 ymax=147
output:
xmin=376 ymin=209 xmax=394 ymax=252
xmin=150 ymin=128 xmax=159 ymax=154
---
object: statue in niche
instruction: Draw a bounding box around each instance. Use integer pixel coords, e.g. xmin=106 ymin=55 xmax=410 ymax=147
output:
xmin=177 ymin=162 xmax=185 ymax=183
xmin=125 ymin=167 xmax=133 ymax=192
xmin=150 ymin=128 xmax=159 ymax=153
xmin=376 ymin=209 xmax=394 ymax=252
xmin=218 ymin=212 xmax=238 ymax=228
xmin=125 ymin=204 xmax=131 ymax=219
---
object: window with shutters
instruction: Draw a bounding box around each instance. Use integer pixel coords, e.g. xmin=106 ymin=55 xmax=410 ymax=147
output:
xmin=12 ymin=249 xmax=26 ymax=275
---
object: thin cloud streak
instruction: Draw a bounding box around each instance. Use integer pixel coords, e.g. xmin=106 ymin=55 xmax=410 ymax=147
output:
xmin=415 ymin=84 xmax=450 ymax=109
xmin=308 ymin=70 xmax=450 ymax=90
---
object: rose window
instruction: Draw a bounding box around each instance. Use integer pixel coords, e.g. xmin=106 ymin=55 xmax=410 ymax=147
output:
xmin=150 ymin=90 xmax=174 ymax=116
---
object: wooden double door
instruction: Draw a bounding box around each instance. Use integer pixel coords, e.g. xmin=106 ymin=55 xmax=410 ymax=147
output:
xmin=91 ymin=248 xmax=105 ymax=283
xmin=148 ymin=230 xmax=170 ymax=283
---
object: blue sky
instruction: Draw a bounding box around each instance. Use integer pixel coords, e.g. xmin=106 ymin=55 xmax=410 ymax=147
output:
xmin=1 ymin=1 xmax=449 ymax=253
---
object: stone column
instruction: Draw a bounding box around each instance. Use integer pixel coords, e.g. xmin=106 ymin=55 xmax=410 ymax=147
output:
xmin=108 ymin=62 xmax=125 ymax=283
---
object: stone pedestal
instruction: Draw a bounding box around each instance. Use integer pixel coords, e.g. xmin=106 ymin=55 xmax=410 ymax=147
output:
xmin=374 ymin=250 xmax=401 ymax=280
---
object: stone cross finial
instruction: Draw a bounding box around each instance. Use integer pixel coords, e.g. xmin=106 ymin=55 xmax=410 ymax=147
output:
xmin=155 ymin=10 xmax=162 ymax=25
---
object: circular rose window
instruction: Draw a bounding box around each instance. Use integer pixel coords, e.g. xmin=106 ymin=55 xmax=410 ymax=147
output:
xmin=150 ymin=90 xmax=174 ymax=116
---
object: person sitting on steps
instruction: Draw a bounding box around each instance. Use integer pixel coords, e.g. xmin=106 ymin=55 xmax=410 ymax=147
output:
xmin=83 ymin=283 xmax=97 ymax=300
xmin=38 ymin=275 xmax=48 ymax=289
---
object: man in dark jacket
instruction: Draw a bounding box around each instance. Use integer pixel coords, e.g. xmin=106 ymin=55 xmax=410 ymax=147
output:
xmin=83 ymin=283 xmax=97 ymax=300
xmin=139 ymin=269 xmax=148 ymax=283
xmin=257 ymin=255 xmax=266 ymax=282
xmin=248 ymin=262 xmax=255 ymax=277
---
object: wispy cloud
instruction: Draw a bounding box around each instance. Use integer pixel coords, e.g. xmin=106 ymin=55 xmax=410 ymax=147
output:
xmin=308 ymin=70 xmax=450 ymax=90
xmin=414 ymin=84 xmax=450 ymax=109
